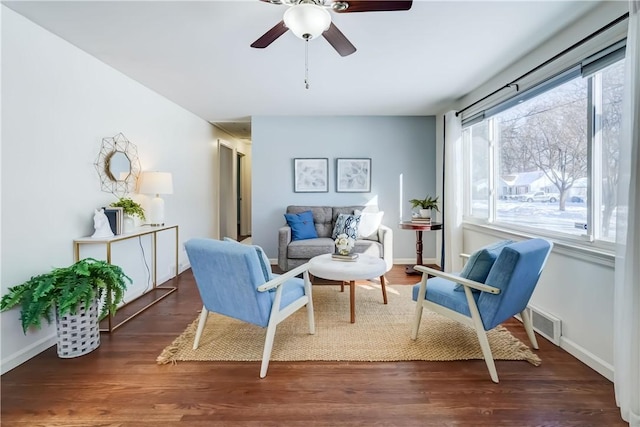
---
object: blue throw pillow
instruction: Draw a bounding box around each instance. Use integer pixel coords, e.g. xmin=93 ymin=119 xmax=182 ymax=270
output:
xmin=454 ymin=240 xmax=514 ymax=292
xmin=284 ymin=210 xmax=318 ymax=241
xmin=331 ymin=213 xmax=361 ymax=240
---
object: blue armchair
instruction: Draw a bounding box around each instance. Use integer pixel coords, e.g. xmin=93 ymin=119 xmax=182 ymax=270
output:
xmin=411 ymin=238 xmax=553 ymax=382
xmin=185 ymin=238 xmax=315 ymax=378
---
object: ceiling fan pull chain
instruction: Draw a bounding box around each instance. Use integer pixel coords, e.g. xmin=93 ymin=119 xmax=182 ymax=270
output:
xmin=304 ymin=37 xmax=310 ymax=89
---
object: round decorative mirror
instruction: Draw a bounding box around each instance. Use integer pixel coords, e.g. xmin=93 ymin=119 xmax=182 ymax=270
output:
xmin=94 ymin=133 xmax=141 ymax=198
xmin=105 ymin=151 xmax=132 ymax=182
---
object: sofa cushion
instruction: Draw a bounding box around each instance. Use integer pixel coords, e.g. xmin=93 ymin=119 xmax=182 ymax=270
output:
xmin=331 ymin=213 xmax=361 ymax=240
xmin=284 ymin=210 xmax=318 ymax=241
xmin=287 ymin=238 xmax=335 ymax=259
xmin=454 ymin=240 xmax=514 ymax=292
xmin=332 ymin=206 xmax=364 ymax=223
xmin=286 ymin=206 xmax=333 ymax=237
xmin=355 ymin=209 xmax=384 ymax=240
xmin=413 ymin=276 xmax=480 ymax=317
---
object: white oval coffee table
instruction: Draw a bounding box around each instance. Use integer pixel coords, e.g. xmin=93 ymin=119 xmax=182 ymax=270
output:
xmin=308 ymin=253 xmax=388 ymax=323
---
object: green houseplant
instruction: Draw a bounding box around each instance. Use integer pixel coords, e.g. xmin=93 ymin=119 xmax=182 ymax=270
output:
xmin=409 ymin=195 xmax=440 ymax=218
xmin=0 ymin=258 xmax=131 ymax=357
xmin=110 ymin=197 xmax=145 ymax=221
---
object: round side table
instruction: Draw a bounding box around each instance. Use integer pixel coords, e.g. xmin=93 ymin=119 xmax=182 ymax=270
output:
xmin=399 ymin=221 xmax=442 ymax=275
xmin=308 ymin=253 xmax=388 ymax=323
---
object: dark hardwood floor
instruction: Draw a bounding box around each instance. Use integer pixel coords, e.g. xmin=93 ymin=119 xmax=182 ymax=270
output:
xmin=1 ymin=265 xmax=624 ymax=426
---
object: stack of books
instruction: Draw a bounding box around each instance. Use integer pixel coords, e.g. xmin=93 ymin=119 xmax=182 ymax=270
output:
xmin=102 ymin=207 xmax=124 ymax=235
xmin=411 ymin=217 xmax=432 ymax=224
xmin=331 ymin=253 xmax=359 ymax=262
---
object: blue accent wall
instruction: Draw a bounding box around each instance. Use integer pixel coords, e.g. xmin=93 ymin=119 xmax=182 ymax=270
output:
xmin=252 ymin=116 xmax=437 ymax=261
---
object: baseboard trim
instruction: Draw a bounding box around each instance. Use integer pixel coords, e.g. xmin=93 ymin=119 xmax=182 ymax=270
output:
xmin=1 ymin=334 xmax=56 ymax=375
xmin=157 ymin=262 xmax=191 ymax=286
xmin=395 ymin=258 xmax=438 ymax=266
xmin=560 ymin=336 xmax=614 ymax=381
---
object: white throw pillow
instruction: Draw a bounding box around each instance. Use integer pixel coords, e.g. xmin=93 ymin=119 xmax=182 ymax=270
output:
xmin=354 ymin=209 xmax=384 ymax=240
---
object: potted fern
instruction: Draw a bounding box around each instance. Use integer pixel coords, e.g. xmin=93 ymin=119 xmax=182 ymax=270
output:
xmin=409 ymin=195 xmax=440 ymax=218
xmin=0 ymin=258 xmax=131 ymax=358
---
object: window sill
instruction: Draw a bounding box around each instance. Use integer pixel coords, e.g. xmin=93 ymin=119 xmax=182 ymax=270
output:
xmin=462 ymin=222 xmax=615 ymax=268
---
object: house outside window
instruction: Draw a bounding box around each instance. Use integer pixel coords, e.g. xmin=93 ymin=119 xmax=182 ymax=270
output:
xmin=462 ymin=55 xmax=624 ymax=248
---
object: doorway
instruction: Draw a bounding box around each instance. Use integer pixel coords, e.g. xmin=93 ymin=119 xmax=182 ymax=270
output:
xmin=237 ymin=152 xmax=249 ymax=240
xmin=218 ymin=140 xmax=236 ymax=240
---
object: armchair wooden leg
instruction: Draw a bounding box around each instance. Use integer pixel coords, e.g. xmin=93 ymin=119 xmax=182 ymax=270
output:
xmin=521 ymin=309 xmax=539 ymax=349
xmin=260 ymin=321 xmax=278 ymax=378
xmin=192 ymin=306 xmax=209 ymax=350
xmin=411 ymin=302 xmax=424 ymax=340
xmin=303 ymin=271 xmax=315 ymax=335
xmin=307 ymin=302 xmax=316 ymax=335
xmin=411 ymin=276 xmax=428 ymax=340
xmin=474 ymin=326 xmax=499 ymax=383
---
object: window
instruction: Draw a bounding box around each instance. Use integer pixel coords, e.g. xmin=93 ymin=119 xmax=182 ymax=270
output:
xmin=463 ymin=120 xmax=490 ymax=219
xmin=462 ymin=55 xmax=625 ymax=247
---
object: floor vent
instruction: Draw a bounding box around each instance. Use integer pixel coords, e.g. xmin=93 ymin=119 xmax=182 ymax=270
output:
xmin=517 ymin=305 xmax=562 ymax=346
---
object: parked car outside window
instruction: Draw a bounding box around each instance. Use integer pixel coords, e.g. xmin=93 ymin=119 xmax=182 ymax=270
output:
xmin=518 ymin=191 xmax=559 ymax=203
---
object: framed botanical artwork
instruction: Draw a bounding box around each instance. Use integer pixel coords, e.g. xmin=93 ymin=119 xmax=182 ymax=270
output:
xmin=293 ymin=158 xmax=329 ymax=192
xmin=336 ymin=158 xmax=371 ymax=193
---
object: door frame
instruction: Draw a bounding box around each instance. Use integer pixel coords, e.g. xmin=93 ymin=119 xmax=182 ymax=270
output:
xmin=217 ymin=139 xmax=237 ymax=240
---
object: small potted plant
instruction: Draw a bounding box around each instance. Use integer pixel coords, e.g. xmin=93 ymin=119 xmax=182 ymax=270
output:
xmin=409 ymin=195 xmax=440 ymax=218
xmin=0 ymin=258 xmax=131 ymax=358
xmin=110 ymin=197 xmax=145 ymax=231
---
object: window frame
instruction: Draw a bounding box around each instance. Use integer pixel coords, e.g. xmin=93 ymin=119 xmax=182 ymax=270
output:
xmin=460 ymin=43 xmax=625 ymax=253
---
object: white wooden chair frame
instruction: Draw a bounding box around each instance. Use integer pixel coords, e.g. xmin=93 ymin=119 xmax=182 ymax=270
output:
xmin=192 ymin=263 xmax=316 ymax=378
xmin=410 ymin=265 xmax=538 ymax=383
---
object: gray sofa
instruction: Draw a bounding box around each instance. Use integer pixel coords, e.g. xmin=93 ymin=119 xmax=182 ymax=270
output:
xmin=278 ymin=205 xmax=393 ymax=272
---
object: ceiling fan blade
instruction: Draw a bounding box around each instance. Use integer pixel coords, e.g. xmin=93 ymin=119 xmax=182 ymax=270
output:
xmin=322 ymin=22 xmax=356 ymax=57
xmin=251 ymin=20 xmax=288 ymax=49
xmin=334 ymin=0 xmax=412 ymax=13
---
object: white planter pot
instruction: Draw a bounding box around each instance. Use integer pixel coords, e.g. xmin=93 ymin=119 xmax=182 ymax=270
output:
xmin=123 ymin=215 xmax=136 ymax=233
xmin=419 ymin=209 xmax=431 ymax=219
xmin=55 ymin=298 xmax=101 ymax=358
xmin=124 ymin=215 xmax=142 ymax=233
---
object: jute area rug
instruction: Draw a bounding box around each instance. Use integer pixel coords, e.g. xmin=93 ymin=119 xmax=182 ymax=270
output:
xmin=157 ymin=284 xmax=541 ymax=365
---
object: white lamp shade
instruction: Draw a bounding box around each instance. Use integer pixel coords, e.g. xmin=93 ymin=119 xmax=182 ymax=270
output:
xmin=138 ymin=171 xmax=173 ymax=195
xmin=283 ymin=4 xmax=331 ymax=40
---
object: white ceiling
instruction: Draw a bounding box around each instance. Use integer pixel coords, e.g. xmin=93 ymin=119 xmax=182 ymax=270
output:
xmin=4 ymin=0 xmax=601 ymax=140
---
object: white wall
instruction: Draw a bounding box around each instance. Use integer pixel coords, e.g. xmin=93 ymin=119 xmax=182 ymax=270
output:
xmin=435 ymin=1 xmax=629 ymax=380
xmin=0 ymin=7 xmax=245 ymax=373
xmin=251 ymin=116 xmax=437 ymax=263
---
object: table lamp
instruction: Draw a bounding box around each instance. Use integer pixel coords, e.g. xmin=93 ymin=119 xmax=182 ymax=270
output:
xmin=138 ymin=171 xmax=173 ymax=226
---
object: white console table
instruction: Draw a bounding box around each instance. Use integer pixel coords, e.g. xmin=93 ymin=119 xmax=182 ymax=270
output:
xmin=74 ymin=224 xmax=179 ymax=332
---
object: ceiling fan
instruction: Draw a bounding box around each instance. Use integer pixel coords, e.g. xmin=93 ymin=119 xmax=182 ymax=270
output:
xmin=251 ymin=0 xmax=413 ymax=57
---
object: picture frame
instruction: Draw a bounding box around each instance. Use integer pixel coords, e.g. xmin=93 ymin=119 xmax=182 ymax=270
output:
xmin=336 ymin=158 xmax=371 ymax=193
xmin=293 ymin=158 xmax=329 ymax=193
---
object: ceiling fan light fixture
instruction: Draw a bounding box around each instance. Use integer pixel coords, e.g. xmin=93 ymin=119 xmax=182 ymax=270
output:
xmin=283 ymin=3 xmax=331 ymax=40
